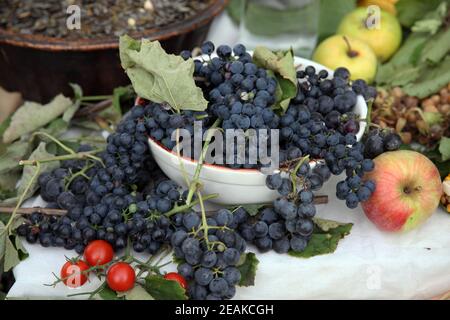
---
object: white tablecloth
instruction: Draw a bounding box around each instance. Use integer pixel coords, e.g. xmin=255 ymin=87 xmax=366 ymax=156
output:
xmin=6 ymin=13 xmax=450 ymax=300
xmin=7 ymin=174 xmax=450 ymax=300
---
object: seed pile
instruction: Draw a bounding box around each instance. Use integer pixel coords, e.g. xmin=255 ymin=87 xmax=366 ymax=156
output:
xmin=0 ymin=0 xmax=212 ymax=39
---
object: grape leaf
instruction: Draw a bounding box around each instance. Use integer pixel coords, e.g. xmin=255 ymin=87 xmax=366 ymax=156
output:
xmin=97 ymin=286 xmax=121 ymax=300
xmin=396 ymin=0 xmax=446 ymax=27
xmin=2 ymin=142 xmax=59 ymax=205
xmin=3 ymin=94 xmax=73 ymax=144
xmin=119 ymin=35 xmax=207 ymax=112
xmin=253 ymin=47 xmax=297 ymax=113
xmin=237 ymin=252 xmax=259 ymax=287
xmin=439 ymin=137 xmax=450 ymax=162
xmin=289 ymin=218 xmax=353 ymax=258
xmin=3 ymin=235 xmax=20 ymax=272
xmin=112 ymin=85 xmax=134 ymax=117
xmin=119 ymin=284 xmax=154 ymax=300
xmin=411 ymin=1 xmax=448 ymax=35
xmin=0 ymin=141 xmax=29 ymax=175
xmin=403 ymin=56 xmax=450 ymax=98
xmin=229 ymin=204 xmax=266 ymax=216
xmin=419 ymin=27 xmax=450 ymax=65
xmin=0 ymin=222 xmax=23 ymax=272
xmin=38 ymin=118 xmax=70 ymax=140
xmin=62 ymin=83 xmax=83 ymax=123
xmin=144 ymin=275 xmax=187 ymax=300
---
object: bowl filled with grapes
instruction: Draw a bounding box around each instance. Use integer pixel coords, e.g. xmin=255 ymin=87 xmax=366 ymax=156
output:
xmin=141 ymin=43 xmax=371 ymax=205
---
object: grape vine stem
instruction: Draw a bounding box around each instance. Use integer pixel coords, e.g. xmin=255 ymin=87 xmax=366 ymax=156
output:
xmin=185 ymin=118 xmax=221 ymax=205
xmin=19 ymin=149 xmax=104 ymax=166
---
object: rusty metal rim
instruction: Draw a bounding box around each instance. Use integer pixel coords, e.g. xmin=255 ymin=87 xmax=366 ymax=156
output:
xmin=0 ymin=0 xmax=228 ymax=52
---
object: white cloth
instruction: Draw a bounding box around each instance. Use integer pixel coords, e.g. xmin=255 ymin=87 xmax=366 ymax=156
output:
xmin=7 ymin=175 xmax=450 ymax=299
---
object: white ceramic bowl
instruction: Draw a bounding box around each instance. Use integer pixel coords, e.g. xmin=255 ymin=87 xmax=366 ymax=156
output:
xmin=148 ymin=55 xmax=367 ymax=205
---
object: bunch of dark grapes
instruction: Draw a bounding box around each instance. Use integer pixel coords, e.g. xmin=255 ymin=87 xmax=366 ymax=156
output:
xmin=143 ymin=101 xmax=210 ymax=151
xmin=363 ymin=128 xmax=402 ymax=159
xmin=171 ymin=209 xmax=247 ymax=300
xmin=181 ymin=42 xmax=280 ymax=169
xmin=19 ymin=102 xmax=189 ymax=254
xmin=232 ymin=162 xmax=326 ymax=253
xmin=18 ymin=177 xmax=181 ymax=254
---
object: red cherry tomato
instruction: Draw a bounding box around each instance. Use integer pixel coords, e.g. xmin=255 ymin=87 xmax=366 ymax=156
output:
xmin=106 ymin=262 xmax=136 ymax=292
xmin=164 ymin=272 xmax=187 ymax=290
xmin=84 ymin=240 xmax=114 ymax=267
xmin=60 ymin=260 xmax=90 ymax=288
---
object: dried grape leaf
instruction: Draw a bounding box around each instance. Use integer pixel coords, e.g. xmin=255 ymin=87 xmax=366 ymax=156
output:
xmin=3 ymin=94 xmax=73 ymax=144
xmin=2 ymin=142 xmax=59 ymax=205
xmin=0 ymin=142 xmax=29 ymax=174
xmin=119 ymin=36 xmax=207 ymax=112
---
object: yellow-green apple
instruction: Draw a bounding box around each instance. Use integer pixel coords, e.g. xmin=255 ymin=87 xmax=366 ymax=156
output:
xmin=337 ymin=7 xmax=402 ymax=62
xmin=362 ymin=150 xmax=443 ymax=232
xmin=313 ymin=35 xmax=377 ymax=83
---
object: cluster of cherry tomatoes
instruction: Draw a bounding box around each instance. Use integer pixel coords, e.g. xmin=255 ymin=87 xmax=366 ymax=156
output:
xmin=60 ymin=240 xmax=186 ymax=294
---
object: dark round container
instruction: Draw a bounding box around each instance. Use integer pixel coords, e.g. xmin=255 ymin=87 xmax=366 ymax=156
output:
xmin=0 ymin=0 xmax=228 ymax=103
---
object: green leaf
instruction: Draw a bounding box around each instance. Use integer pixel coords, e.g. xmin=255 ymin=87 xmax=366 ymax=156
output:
xmin=318 ymin=0 xmax=356 ymax=42
xmin=2 ymin=94 xmax=73 ymax=144
xmin=411 ymin=2 xmax=448 ymax=35
xmin=62 ymin=84 xmax=83 ymax=123
xmin=69 ymin=83 xmax=83 ymax=100
xmin=403 ymin=57 xmax=450 ymax=98
xmin=97 ymin=285 xmax=120 ymax=300
xmin=121 ymin=284 xmax=154 ymax=300
xmin=112 ymin=86 xmax=134 ymax=117
xmin=119 ymin=36 xmax=207 ymax=112
xmin=144 ymin=275 xmax=187 ymax=300
xmin=229 ymin=204 xmax=265 ymax=217
xmin=0 ymin=142 xmax=29 ymax=175
xmin=375 ymin=64 xmax=422 ymax=87
xmin=39 ymin=118 xmax=70 ymax=140
xmin=396 ymin=0 xmax=446 ymax=27
xmin=289 ymin=218 xmax=353 ymax=258
xmin=253 ymin=47 xmax=297 ymax=112
xmin=14 ymin=235 xmax=28 ymax=261
xmin=0 ymin=115 xmax=12 ymax=138
xmin=2 ymin=142 xmax=59 ymax=205
xmin=3 ymin=235 xmax=20 ymax=272
xmin=71 ymin=119 xmax=101 ymax=131
xmin=0 ymin=222 xmax=6 ymax=262
xmin=237 ymin=252 xmax=259 ymax=287
xmin=418 ymin=27 xmax=450 ymax=65
xmin=439 ymin=137 xmax=450 ymax=162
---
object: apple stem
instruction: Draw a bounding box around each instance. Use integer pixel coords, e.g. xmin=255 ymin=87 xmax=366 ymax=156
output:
xmin=343 ymin=36 xmax=359 ymax=58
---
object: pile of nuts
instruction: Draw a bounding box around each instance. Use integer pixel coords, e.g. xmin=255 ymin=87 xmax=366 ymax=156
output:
xmin=371 ymin=83 xmax=450 ymax=148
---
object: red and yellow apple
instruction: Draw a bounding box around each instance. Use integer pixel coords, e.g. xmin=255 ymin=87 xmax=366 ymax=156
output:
xmin=362 ymin=150 xmax=443 ymax=232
